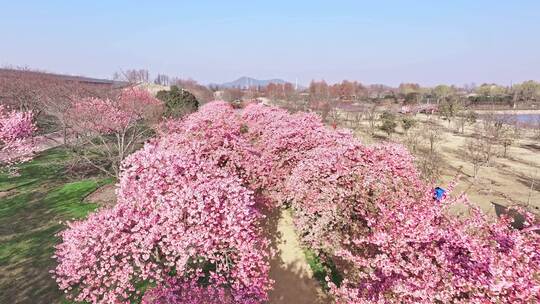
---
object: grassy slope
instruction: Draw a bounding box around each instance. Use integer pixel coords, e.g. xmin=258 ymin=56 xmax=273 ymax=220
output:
xmin=0 ymin=148 xmax=110 ymax=304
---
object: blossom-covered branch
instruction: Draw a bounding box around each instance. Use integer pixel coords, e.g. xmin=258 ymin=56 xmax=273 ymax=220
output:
xmin=0 ymin=105 xmax=36 ymax=165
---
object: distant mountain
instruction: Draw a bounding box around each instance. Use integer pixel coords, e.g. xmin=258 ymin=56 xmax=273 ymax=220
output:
xmin=212 ymin=77 xmax=290 ymax=89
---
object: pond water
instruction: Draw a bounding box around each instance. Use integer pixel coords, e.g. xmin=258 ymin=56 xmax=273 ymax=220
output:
xmin=482 ymin=113 xmax=540 ymax=127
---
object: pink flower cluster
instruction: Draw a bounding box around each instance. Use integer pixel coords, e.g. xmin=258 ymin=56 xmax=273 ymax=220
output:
xmin=141 ymin=278 xmax=235 ymax=304
xmin=0 ymin=105 xmax=36 ymax=164
xmin=54 ymin=101 xmax=539 ymax=303
xmin=68 ymin=87 xmax=162 ymax=134
xmin=140 ymin=277 xmax=267 ymax=304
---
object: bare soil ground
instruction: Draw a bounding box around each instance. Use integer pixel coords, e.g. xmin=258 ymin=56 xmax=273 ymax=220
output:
xmin=352 ymin=114 xmax=540 ymax=217
xmin=0 ymin=190 xmax=13 ymax=199
xmin=83 ymin=183 xmax=117 ymax=207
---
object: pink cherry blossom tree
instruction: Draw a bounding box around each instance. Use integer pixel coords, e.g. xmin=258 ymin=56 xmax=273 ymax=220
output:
xmin=53 ymin=101 xmax=272 ymax=304
xmin=0 ymin=105 xmax=36 ymax=165
xmin=66 ymin=87 xmax=163 ymax=177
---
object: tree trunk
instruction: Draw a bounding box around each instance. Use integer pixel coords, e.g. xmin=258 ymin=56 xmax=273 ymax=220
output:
xmin=473 ymin=164 xmax=479 ymax=179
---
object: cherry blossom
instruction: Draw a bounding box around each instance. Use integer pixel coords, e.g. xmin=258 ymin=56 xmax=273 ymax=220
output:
xmin=0 ymin=105 xmax=36 ymax=164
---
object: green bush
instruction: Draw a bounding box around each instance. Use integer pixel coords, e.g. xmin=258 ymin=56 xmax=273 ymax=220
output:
xmin=401 ymin=116 xmax=416 ymax=133
xmin=380 ymin=111 xmax=397 ymax=136
xmin=156 ymin=86 xmax=199 ymax=118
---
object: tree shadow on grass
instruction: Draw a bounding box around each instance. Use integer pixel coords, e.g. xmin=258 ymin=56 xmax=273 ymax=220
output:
xmin=0 ymin=225 xmax=65 ymax=304
xmin=0 ymin=150 xmax=105 ymax=304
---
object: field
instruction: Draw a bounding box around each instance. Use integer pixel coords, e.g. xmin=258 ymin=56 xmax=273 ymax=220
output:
xmin=350 ymin=112 xmax=540 ymax=216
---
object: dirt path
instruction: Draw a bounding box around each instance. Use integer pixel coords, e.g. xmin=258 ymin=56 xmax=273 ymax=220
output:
xmin=266 ymin=208 xmax=328 ymax=304
xmin=83 ymin=183 xmax=117 ymax=207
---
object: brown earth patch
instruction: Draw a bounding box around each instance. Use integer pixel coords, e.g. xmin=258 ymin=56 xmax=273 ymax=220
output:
xmin=83 ymin=183 xmax=117 ymax=207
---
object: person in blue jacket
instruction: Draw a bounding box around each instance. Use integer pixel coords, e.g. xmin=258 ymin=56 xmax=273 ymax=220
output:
xmin=433 ymin=187 xmax=446 ymax=202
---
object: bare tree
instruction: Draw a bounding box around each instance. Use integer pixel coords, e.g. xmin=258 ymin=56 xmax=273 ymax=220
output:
xmin=352 ymin=111 xmax=363 ymax=130
xmin=421 ymin=123 xmax=442 ymax=155
xmin=365 ymin=104 xmax=378 ymax=135
xmin=464 ymin=134 xmax=489 ymax=179
xmin=481 ymin=115 xmax=504 ymax=163
xmin=414 ymin=122 xmax=444 ymax=181
xmin=154 ymin=74 xmax=170 ymax=86
xmin=113 ymin=69 xmax=150 ymax=83
xmin=499 ymin=124 xmax=519 ymax=158
xmin=405 ymin=128 xmax=422 ymax=153
xmin=534 ymin=117 xmax=540 ymax=140
xmin=418 ymin=150 xmax=444 ymax=182
xmin=328 ymin=107 xmax=341 ymax=126
xmin=455 ymin=111 xmax=477 ymax=134
xmin=527 ymin=169 xmax=538 ymax=206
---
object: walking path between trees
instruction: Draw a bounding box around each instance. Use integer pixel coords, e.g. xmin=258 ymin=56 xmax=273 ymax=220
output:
xmin=266 ymin=208 xmax=328 ymax=303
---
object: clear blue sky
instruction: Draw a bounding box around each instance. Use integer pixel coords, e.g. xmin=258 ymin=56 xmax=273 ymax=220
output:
xmin=1 ymin=1 xmax=539 ymax=86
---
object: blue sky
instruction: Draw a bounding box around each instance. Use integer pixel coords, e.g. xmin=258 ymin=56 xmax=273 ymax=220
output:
xmin=1 ymin=1 xmax=539 ymax=86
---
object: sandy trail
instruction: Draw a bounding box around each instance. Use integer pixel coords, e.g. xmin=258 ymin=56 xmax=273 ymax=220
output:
xmin=266 ymin=208 xmax=328 ymax=304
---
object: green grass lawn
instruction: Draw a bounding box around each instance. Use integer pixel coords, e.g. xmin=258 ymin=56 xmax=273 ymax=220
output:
xmin=0 ymin=148 xmax=111 ymax=304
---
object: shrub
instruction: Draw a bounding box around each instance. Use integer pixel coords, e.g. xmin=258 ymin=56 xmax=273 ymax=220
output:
xmin=401 ymin=116 xmax=416 ymax=133
xmin=379 ymin=111 xmax=397 ymax=136
xmin=156 ymin=85 xmax=199 ymax=118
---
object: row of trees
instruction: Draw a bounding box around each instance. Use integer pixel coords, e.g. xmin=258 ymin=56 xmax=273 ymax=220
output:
xmin=50 ymin=67 xmax=540 ymax=110
xmin=233 ymin=79 xmax=540 ymax=111
xmin=115 ymin=68 xmax=540 ymax=106
xmin=109 ymin=69 xmax=540 ymax=111
xmin=241 ymin=103 xmax=540 ymax=303
xmin=0 ymin=68 xmax=207 ymax=178
xmin=53 ymin=101 xmax=540 ymax=303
